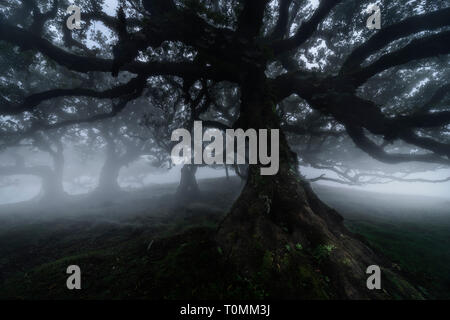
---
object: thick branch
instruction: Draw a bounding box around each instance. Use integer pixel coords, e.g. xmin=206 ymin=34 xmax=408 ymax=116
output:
xmin=399 ymin=131 xmax=450 ymax=159
xmin=351 ymin=31 xmax=450 ymax=86
xmin=346 ymin=126 xmax=450 ymax=165
xmin=0 ymin=22 xmax=228 ymax=80
xmin=1 ymin=85 xmax=144 ymax=148
xmin=236 ymin=0 xmax=270 ymax=39
xmin=396 ymin=111 xmax=450 ymax=129
xmin=269 ymin=0 xmax=293 ymax=40
xmin=341 ymin=7 xmax=450 ymax=73
xmin=1 ymin=76 xmax=148 ymax=115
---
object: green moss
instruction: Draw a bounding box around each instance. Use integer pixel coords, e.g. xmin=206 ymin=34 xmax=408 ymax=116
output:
xmin=151 ymin=231 xmax=274 ymax=299
xmin=313 ymin=244 xmax=336 ymax=262
xmin=383 ymin=270 xmax=425 ymax=300
xmin=0 ymin=224 xmax=337 ymax=300
xmin=341 ymin=257 xmax=352 ymax=266
xmin=262 ymin=251 xmax=274 ymax=270
xmin=278 ymin=251 xmax=331 ymax=299
xmin=2 ymin=177 xmax=444 ymax=300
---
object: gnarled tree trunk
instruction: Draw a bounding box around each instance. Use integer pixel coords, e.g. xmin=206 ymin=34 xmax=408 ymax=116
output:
xmin=97 ymin=156 xmax=122 ymax=194
xmin=216 ymin=74 xmax=422 ymax=299
xmin=36 ymin=138 xmax=67 ymax=203
xmin=38 ymin=166 xmax=65 ymax=202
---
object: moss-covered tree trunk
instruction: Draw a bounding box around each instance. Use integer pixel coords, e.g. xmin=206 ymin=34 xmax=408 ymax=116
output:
xmin=216 ymin=73 xmax=422 ymax=299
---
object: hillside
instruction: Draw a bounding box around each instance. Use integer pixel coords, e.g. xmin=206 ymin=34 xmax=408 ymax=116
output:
xmin=0 ymin=177 xmax=449 ymax=299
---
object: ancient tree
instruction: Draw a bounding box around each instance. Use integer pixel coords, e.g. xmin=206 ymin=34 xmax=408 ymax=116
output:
xmin=0 ymin=0 xmax=449 ymax=298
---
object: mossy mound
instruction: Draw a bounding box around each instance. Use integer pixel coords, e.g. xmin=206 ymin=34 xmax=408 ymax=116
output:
xmin=1 ymin=177 xmax=444 ymax=300
xmin=1 ymin=227 xmax=339 ymax=300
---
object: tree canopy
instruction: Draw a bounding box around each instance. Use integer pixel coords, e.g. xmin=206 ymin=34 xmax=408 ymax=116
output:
xmin=0 ymin=0 xmax=448 ymax=175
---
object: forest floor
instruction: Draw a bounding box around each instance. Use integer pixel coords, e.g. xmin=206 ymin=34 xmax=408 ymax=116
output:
xmin=0 ymin=177 xmax=449 ymax=299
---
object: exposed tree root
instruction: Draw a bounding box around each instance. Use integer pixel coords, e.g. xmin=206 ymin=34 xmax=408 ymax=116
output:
xmin=216 ymin=166 xmax=423 ymax=299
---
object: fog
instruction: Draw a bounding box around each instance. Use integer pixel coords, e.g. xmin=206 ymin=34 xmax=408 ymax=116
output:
xmin=303 ymin=167 xmax=450 ymax=200
xmin=1 ymin=151 xmax=449 ymax=206
xmin=0 ymin=145 xmax=232 ymax=206
xmin=0 ymin=165 xmax=229 ymax=206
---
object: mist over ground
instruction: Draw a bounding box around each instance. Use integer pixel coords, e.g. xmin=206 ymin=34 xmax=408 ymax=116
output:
xmin=1 ymin=163 xmax=450 ymax=206
xmin=2 ymin=142 xmax=449 ymax=207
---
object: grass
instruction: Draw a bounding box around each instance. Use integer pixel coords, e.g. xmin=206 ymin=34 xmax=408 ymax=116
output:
xmin=0 ymin=178 xmax=449 ymax=299
xmin=344 ymin=220 xmax=450 ymax=298
xmin=313 ymin=184 xmax=450 ymax=299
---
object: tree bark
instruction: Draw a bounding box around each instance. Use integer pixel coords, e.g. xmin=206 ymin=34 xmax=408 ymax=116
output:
xmin=216 ymin=74 xmax=422 ymax=299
